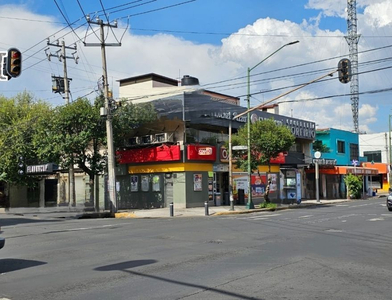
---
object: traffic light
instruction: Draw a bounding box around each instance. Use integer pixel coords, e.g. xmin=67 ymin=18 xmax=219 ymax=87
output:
xmin=6 ymin=48 xmax=22 ymax=78
xmin=18 ymin=156 xmax=25 ymax=176
xmin=338 ymin=58 xmax=351 ymax=84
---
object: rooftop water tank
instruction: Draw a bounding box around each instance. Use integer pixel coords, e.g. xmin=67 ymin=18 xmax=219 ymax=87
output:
xmin=181 ymin=75 xmax=199 ymax=86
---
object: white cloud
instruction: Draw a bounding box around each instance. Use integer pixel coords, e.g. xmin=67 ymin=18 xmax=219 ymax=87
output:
xmin=1 ymin=2 xmax=391 ymax=133
xmin=363 ymin=0 xmax=392 ymax=28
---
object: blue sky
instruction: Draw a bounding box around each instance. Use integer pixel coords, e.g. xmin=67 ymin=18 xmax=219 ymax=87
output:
xmin=1 ymin=0 xmax=392 ymax=135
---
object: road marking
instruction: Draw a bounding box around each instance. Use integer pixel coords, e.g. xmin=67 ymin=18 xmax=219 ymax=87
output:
xmin=368 ymin=217 xmax=384 ymax=221
xmin=247 ymin=213 xmax=282 ymax=219
xmin=325 ymin=229 xmax=344 ymax=232
xmin=336 ymin=205 xmax=349 ymax=207
xmin=298 ymin=215 xmax=313 ymax=218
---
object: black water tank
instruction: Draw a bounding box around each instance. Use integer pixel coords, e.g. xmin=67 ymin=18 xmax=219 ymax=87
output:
xmin=181 ymin=75 xmax=199 ymax=86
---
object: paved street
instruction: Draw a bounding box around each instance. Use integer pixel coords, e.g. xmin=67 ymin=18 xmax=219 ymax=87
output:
xmin=1 ymin=198 xmax=391 ymax=300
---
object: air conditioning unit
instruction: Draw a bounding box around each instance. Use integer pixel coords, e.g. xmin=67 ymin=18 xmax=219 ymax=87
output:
xmin=125 ymin=136 xmax=140 ymax=146
xmin=154 ymin=133 xmax=173 ymax=143
xmin=141 ymin=135 xmax=153 ymax=144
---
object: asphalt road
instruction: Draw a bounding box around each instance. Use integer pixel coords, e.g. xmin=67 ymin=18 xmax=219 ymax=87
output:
xmin=1 ymin=198 xmax=391 ymax=300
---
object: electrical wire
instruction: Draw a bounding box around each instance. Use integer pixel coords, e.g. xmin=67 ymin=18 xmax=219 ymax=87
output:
xmin=53 ymin=0 xmax=83 ymax=42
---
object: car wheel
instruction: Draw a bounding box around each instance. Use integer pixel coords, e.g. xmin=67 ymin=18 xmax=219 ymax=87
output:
xmin=388 ymin=207 xmax=392 ymax=212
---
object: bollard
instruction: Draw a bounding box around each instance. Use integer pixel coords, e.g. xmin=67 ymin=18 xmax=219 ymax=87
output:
xmin=204 ymin=201 xmax=209 ymax=216
xmin=170 ymin=202 xmax=174 ymax=217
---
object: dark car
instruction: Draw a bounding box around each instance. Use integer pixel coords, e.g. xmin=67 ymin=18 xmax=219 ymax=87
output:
xmin=0 ymin=237 xmax=4 ymax=249
xmin=387 ymin=194 xmax=392 ymax=212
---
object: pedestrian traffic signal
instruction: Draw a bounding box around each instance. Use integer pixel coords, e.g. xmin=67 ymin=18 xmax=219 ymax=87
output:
xmin=6 ymin=48 xmax=22 ymax=78
xmin=338 ymin=58 xmax=351 ymax=84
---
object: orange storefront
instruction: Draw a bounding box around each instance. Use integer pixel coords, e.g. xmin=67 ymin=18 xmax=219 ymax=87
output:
xmin=305 ymin=165 xmax=379 ymax=199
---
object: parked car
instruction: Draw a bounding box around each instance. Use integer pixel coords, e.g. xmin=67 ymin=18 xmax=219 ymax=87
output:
xmin=387 ymin=194 xmax=392 ymax=212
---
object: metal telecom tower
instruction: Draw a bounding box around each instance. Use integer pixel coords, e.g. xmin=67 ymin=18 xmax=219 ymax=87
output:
xmin=346 ymin=0 xmax=361 ymax=132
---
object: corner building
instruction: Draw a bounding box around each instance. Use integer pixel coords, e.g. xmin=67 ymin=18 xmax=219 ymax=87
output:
xmin=115 ymin=73 xmax=316 ymax=209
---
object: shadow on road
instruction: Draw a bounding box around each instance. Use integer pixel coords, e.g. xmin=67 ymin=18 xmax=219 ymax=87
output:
xmin=95 ymin=259 xmax=264 ymax=300
xmin=95 ymin=259 xmax=157 ymax=271
xmin=0 ymin=258 xmax=47 ymax=273
xmin=0 ymin=217 xmax=63 ymax=227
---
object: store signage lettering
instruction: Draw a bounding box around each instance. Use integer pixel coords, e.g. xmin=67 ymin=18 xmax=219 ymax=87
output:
xmin=209 ymin=111 xmax=315 ymax=139
xmin=26 ymin=163 xmax=54 ymax=174
xmin=312 ymin=158 xmax=337 ymax=166
xmin=199 ymin=147 xmax=213 ymax=155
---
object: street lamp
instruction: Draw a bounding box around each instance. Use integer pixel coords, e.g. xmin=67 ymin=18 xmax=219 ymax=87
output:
xmin=245 ymin=40 xmax=299 ymax=209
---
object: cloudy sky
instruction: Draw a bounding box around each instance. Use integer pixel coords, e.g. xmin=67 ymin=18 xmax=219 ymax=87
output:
xmin=1 ymin=0 xmax=392 ymax=133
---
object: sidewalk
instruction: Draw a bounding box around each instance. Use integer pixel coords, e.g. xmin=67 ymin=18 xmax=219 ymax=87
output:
xmin=1 ymin=197 xmax=380 ymax=220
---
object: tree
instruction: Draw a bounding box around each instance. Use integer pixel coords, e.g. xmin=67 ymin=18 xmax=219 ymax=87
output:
xmin=232 ymin=118 xmax=295 ymax=173
xmin=112 ymin=100 xmax=157 ymax=147
xmin=0 ymin=92 xmax=52 ymax=186
xmin=35 ymin=96 xmax=157 ymax=207
xmin=313 ymin=140 xmax=330 ymax=153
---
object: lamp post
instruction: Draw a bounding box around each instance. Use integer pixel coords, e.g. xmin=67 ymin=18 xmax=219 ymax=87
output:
xmin=246 ymin=40 xmax=299 ymax=209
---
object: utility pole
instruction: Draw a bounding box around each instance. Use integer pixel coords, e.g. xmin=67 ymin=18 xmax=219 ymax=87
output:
xmin=346 ymin=0 xmax=361 ymax=133
xmin=84 ymin=16 xmax=120 ymax=213
xmin=46 ymin=39 xmax=78 ymax=207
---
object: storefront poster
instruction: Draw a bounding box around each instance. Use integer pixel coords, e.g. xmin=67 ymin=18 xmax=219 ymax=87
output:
xmin=194 ymin=174 xmax=202 ymax=191
xmin=152 ymin=175 xmax=160 ymax=192
xmin=141 ymin=175 xmax=149 ymax=192
xmin=131 ymin=175 xmax=138 ymax=192
xmin=268 ymin=173 xmax=278 ymax=193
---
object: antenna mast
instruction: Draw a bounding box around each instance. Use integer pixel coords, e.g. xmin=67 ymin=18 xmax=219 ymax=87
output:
xmin=345 ymin=0 xmax=361 ymax=132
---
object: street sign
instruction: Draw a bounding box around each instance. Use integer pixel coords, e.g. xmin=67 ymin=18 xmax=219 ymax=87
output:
xmin=312 ymin=158 xmax=337 ymax=166
xmin=232 ymin=145 xmax=247 ymax=151
xmin=0 ymin=51 xmax=8 ymax=81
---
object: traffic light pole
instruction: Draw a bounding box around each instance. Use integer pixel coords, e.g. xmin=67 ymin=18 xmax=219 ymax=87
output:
xmin=85 ymin=17 xmax=120 ymax=213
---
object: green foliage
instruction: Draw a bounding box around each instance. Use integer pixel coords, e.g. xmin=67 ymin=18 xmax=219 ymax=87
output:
xmin=258 ymin=202 xmax=277 ymax=209
xmin=0 ymin=92 xmax=158 ymax=187
xmin=231 ymin=118 xmax=295 ymax=172
xmin=313 ymin=140 xmax=330 ymax=153
xmin=0 ymin=92 xmax=52 ymax=185
xmin=112 ymin=101 xmax=157 ymax=146
xmin=343 ymin=173 xmax=363 ymax=199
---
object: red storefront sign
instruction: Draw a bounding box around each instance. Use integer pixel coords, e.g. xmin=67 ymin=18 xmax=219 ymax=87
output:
xmin=117 ymin=145 xmax=181 ymax=164
xmin=270 ymin=152 xmax=286 ymax=164
xmin=187 ymin=145 xmax=216 ymax=161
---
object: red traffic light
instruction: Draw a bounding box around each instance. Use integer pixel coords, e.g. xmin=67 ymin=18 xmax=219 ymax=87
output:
xmin=6 ymin=48 xmax=22 ymax=78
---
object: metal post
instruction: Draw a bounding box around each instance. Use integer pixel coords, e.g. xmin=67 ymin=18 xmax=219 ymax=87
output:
xmin=315 ymin=160 xmax=320 ymax=202
xmin=229 ymin=119 xmax=234 ymax=211
xmin=246 ymin=67 xmax=254 ymax=209
xmin=389 ymin=115 xmax=392 ymax=191
xmin=204 ymin=201 xmax=209 ymax=216
xmin=170 ymin=202 xmax=174 ymax=217
xmin=243 ymin=41 xmax=299 ymax=209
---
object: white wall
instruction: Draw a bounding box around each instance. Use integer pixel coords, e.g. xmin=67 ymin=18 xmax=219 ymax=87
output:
xmin=359 ymin=132 xmax=389 ymax=163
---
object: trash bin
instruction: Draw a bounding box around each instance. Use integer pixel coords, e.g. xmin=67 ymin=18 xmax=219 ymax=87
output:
xmin=224 ymin=192 xmax=229 ymax=206
xmin=238 ymin=189 xmax=245 ymax=205
xmin=215 ymin=193 xmax=221 ymax=206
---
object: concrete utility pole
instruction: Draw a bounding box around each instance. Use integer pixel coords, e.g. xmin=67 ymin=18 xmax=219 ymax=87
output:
xmin=46 ymin=39 xmax=78 ymax=207
xmin=84 ymin=16 xmax=120 ymax=213
xmin=346 ymin=0 xmax=361 ymax=133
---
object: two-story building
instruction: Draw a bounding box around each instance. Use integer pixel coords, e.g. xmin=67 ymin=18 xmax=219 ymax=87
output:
xmin=115 ymin=73 xmax=316 ymax=209
xmin=305 ymin=128 xmax=378 ymax=199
